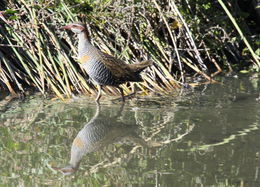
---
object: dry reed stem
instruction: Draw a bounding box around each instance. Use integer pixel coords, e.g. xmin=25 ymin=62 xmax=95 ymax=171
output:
xmin=1 ymin=0 xmax=255 ymax=99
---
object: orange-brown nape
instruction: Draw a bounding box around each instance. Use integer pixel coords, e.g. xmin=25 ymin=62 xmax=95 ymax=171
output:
xmin=79 ymin=55 xmax=90 ymax=64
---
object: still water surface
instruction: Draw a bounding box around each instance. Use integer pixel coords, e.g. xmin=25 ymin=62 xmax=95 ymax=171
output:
xmin=0 ymin=75 xmax=259 ymax=186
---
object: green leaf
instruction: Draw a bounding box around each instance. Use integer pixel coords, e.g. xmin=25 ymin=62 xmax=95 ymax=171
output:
xmin=9 ymin=15 xmax=17 ymax=20
xmin=4 ymin=9 xmax=18 ymax=14
xmin=239 ymin=70 xmax=249 ymax=73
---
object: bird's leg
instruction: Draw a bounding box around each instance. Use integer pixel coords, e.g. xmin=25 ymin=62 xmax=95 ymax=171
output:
xmin=94 ymin=102 xmax=101 ymax=118
xmin=118 ymin=86 xmax=125 ymax=102
xmin=95 ymin=85 xmax=102 ymax=104
xmin=123 ymin=83 xmax=136 ymax=99
xmin=131 ymin=83 xmax=136 ymax=95
xmin=112 ymin=102 xmax=125 ymax=118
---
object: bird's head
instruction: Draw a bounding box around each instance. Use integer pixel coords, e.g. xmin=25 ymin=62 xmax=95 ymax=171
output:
xmin=61 ymin=22 xmax=86 ymax=34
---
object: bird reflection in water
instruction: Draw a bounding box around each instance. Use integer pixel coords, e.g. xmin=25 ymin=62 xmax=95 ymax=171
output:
xmin=53 ymin=104 xmax=151 ymax=175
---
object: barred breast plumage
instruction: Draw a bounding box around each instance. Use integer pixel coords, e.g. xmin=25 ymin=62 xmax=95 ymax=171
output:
xmin=62 ymin=22 xmax=153 ymax=103
xmin=81 ymin=54 xmax=119 ymax=86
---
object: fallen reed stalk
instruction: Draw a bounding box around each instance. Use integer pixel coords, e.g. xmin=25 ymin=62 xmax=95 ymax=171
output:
xmin=0 ymin=0 xmax=258 ymax=99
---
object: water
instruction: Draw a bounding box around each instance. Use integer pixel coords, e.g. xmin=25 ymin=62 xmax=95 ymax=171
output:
xmin=0 ymin=74 xmax=259 ymax=186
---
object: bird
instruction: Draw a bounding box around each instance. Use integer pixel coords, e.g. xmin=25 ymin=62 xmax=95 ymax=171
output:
xmin=52 ymin=104 xmax=147 ymax=175
xmin=61 ymin=22 xmax=152 ymax=103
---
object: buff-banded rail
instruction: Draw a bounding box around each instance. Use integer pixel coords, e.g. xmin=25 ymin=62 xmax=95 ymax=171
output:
xmin=61 ymin=22 xmax=152 ymax=103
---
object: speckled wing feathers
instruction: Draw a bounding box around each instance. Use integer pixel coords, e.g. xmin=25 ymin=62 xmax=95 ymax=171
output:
xmin=99 ymin=52 xmax=142 ymax=83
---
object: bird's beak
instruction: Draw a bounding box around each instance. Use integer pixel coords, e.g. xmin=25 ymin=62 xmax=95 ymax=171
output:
xmin=52 ymin=165 xmax=76 ymax=175
xmin=60 ymin=25 xmax=71 ymax=30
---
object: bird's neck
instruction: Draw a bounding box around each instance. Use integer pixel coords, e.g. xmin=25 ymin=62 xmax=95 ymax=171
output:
xmin=78 ymin=32 xmax=92 ymax=57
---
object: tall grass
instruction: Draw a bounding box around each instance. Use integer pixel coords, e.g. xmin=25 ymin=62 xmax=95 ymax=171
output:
xmin=217 ymin=0 xmax=259 ymax=67
xmin=0 ymin=0 xmax=258 ymax=99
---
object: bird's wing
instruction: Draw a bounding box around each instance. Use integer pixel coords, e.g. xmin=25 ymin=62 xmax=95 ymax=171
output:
xmin=99 ymin=52 xmax=138 ymax=81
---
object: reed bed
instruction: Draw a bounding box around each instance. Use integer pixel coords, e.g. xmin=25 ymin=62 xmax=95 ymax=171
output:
xmin=0 ymin=0 xmax=259 ymax=99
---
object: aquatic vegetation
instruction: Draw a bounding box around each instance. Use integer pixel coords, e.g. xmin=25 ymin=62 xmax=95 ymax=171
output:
xmin=0 ymin=0 xmax=259 ymax=99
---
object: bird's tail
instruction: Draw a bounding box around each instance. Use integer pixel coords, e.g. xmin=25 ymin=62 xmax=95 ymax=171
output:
xmin=129 ymin=60 xmax=153 ymax=73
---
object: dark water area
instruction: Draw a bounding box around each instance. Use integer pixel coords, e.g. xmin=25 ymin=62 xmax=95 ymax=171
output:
xmin=0 ymin=74 xmax=259 ymax=186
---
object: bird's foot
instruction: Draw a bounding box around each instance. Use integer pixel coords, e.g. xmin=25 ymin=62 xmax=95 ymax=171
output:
xmin=111 ymin=92 xmax=136 ymax=103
